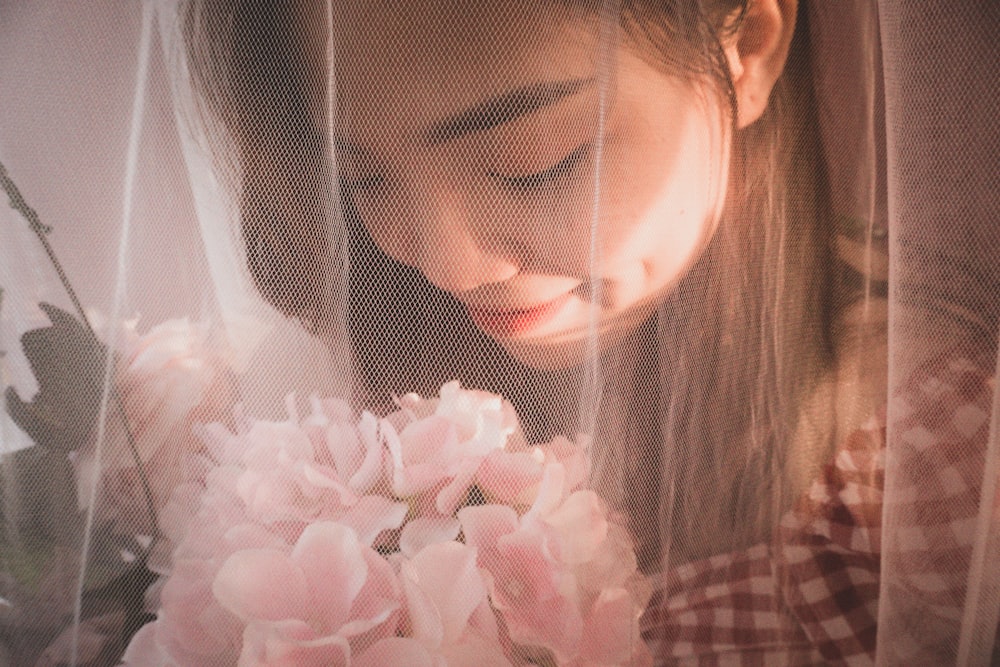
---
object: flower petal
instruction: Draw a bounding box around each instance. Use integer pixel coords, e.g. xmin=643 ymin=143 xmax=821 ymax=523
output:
xmin=408 ymin=541 xmax=487 ymax=645
xmin=457 ymin=505 xmax=519 ymax=554
xmin=543 ymin=490 xmax=608 ymax=565
xmin=291 ymin=522 xmax=368 ymax=628
xmin=340 ymin=496 xmax=409 ymax=546
xmin=354 ymin=637 xmax=435 ymax=667
xmin=399 ymin=517 xmax=461 ymax=558
xmin=348 ymin=411 xmax=384 ymax=491
xmin=238 ymin=619 xmax=350 ymax=667
xmin=398 ymin=558 xmax=444 ymax=648
xmin=476 ymin=450 xmax=543 ymax=505
xmin=213 ymin=549 xmax=307 ymax=622
xmin=434 ymin=457 xmax=480 ymax=515
xmin=579 ymin=587 xmax=652 ymax=666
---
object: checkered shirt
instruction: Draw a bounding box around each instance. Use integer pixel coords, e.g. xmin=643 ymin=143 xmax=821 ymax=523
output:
xmin=641 ymin=347 xmax=996 ymax=665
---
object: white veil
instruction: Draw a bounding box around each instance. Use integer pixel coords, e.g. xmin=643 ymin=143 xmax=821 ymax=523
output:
xmin=1 ymin=0 xmax=997 ymax=664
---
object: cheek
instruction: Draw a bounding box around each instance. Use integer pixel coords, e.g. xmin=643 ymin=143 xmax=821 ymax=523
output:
xmin=514 ymin=197 xmax=601 ymax=279
xmin=593 ymin=103 xmax=726 ymax=304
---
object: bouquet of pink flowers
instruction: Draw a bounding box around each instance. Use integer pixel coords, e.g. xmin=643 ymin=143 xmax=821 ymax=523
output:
xmin=3 ymin=164 xmax=649 ymax=666
xmin=123 ymin=381 xmax=652 ymax=666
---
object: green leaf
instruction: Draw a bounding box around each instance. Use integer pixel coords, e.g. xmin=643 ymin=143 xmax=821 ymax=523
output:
xmin=5 ymin=304 xmax=107 ymax=453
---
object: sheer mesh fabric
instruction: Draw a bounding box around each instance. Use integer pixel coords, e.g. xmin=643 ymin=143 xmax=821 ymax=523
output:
xmin=0 ymin=1 xmax=997 ymax=665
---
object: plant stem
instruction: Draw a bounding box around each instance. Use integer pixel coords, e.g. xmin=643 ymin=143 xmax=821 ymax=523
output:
xmin=0 ymin=158 xmax=160 ymax=550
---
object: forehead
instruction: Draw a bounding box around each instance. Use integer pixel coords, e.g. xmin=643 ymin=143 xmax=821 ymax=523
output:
xmin=303 ymin=1 xmax=602 ymax=142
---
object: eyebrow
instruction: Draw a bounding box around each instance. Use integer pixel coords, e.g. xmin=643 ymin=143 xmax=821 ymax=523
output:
xmin=425 ymin=77 xmax=595 ymax=145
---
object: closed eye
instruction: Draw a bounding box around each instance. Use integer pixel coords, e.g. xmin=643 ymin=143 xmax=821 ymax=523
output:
xmin=492 ymin=143 xmax=591 ymax=192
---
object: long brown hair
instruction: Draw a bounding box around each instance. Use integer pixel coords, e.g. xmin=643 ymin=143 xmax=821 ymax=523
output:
xmin=635 ymin=3 xmax=837 ymax=562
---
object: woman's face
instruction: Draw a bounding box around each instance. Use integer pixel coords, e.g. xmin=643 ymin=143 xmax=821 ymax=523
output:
xmin=307 ymin=2 xmax=729 ymax=368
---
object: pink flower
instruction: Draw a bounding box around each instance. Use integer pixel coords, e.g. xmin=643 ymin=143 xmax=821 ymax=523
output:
xmin=302 ymin=398 xmax=386 ymax=493
xmin=476 ymin=435 xmax=591 ymax=508
xmin=125 ymin=381 xmax=647 ymax=666
xmin=127 ymin=406 xmax=407 ymax=665
xmin=460 ymin=503 xmax=584 ymax=659
xmin=75 ymin=318 xmax=236 ymax=537
xmin=120 ymin=622 xmax=172 ymax=666
xmin=459 ymin=464 xmax=652 ymax=666
xmin=382 ymin=381 xmax=528 ymax=517
xmin=354 ymin=541 xmax=510 ymax=665
xmin=381 ymin=412 xmax=472 ymax=500
xmin=212 ymin=522 xmax=400 ymax=666
xmin=194 ymin=399 xmax=405 ymax=546
xmin=391 ymin=381 xmax=523 ymax=448
xmin=136 ymin=523 xmax=286 ymax=665
xmin=115 ymin=319 xmax=235 ymax=458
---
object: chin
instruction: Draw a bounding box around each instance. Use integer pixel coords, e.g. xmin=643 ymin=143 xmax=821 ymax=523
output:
xmin=496 ymin=300 xmax=658 ymax=371
xmin=498 ymin=336 xmax=593 ymax=371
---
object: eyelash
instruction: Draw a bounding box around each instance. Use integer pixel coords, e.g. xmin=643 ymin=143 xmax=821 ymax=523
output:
xmin=492 ymin=143 xmax=591 ymax=192
xmin=341 ymin=142 xmax=592 ymax=196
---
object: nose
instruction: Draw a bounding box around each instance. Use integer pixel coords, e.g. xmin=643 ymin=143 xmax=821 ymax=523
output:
xmin=404 ymin=187 xmax=519 ymax=294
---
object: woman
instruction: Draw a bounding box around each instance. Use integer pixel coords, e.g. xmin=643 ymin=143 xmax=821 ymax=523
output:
xmin=174 ymin=0 xmax=999 ymax=663
xmin=0 ymin=0 xmax=994 ymax=664
xmin=192 ymin=0 xmax=834 ymax=545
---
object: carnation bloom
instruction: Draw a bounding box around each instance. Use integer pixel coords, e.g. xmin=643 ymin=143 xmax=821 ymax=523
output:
xmin=213 ymin=522 xmax=400 ymax=666
xmin=459 ymin=464 xmax=652 ymax=666
xmin=74 ymin=318 xmax=236 ymax=539
xmin=382 ymin=381 xmax=524 ymax=516
xmin=355 ymin=541 xmax=511 ymax=666
xmin=476 ymin=434 xmax=591 ymax=508
xmin=125 ymin=382 xmax=649 ymax=666
xmin=124 ymin=400 xmax=408 ymax=666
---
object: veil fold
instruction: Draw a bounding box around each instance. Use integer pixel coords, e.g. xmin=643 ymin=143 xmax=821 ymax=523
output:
xmin=1 ymin=0 xmax=996 ymax=664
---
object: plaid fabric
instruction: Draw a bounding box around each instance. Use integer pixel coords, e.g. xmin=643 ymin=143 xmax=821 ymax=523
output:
xmin=642 ymin=349 xmax=996 ymax=665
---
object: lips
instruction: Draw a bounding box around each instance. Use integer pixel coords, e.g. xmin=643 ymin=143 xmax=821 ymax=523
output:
xmin=464 ymin=292 xmax=574 ymax=338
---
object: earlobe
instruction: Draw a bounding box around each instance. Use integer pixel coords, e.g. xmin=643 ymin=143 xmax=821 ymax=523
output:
xmin=722 ymin=0 xmax=797 ymax=128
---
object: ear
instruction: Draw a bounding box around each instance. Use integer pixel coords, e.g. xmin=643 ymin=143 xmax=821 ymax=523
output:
xmin=721 ymin=0 xmax=797 ymax=128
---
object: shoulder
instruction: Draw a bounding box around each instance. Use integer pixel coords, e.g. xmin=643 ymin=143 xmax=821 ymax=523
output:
xmin=777 ymin=311 xmax=995 ymax=663
xmin=644 ymin=302 xmax=996 ymax=663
